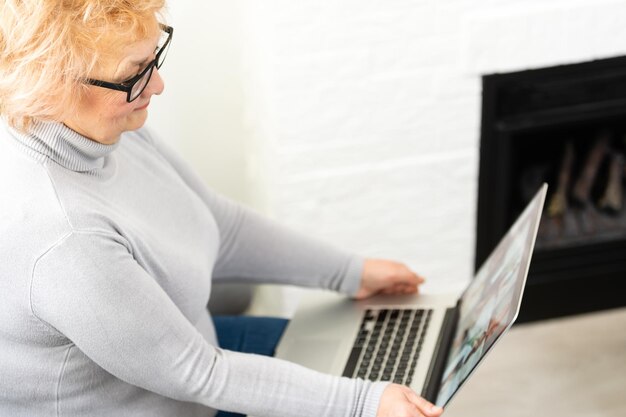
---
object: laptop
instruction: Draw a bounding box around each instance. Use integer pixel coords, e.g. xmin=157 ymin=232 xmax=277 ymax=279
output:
xmin=275 ymin=184 xmax=547 ymax=408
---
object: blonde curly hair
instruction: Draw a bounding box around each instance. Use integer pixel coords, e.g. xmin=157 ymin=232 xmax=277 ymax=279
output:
xmin=0 ymin=0 xmax=166 ymax=132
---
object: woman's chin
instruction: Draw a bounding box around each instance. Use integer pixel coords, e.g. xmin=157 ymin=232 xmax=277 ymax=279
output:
xmin=92 ymin=112 xmax=150 ymax=143
xmin=126 ymin=110 xmax=149 ymax=130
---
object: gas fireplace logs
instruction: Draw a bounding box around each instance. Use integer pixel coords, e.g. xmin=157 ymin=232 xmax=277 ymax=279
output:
xmin=544 ymin=142 xmax=578 ymax=238
xmin=571 ymin=132 xmax=612 ymax=235
xmin=599 ymin=152 xmax=624 ymax=213
xmin=572 ymin=131 xmax=610 ymax=206
xmin=536 ymin=130 xmax=626 ymax=246
xmin=548 ymin=142 xmax=574 ymax=217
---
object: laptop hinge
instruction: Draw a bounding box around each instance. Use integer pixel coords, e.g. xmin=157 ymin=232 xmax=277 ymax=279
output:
xmin=421 ymin=306 xmax=459 ymax=403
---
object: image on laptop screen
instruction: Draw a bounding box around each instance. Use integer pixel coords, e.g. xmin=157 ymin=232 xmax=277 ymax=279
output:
xmin=435 ymin=192 xmax=541 ymax=407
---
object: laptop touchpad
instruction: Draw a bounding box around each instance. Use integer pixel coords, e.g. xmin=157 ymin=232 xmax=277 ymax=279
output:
xmin=282 ymin=339 xmax=340 ymax=374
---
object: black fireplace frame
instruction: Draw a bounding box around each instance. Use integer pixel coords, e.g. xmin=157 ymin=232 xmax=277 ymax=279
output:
xmin=476 ymin=56 xmax=626 ymax=323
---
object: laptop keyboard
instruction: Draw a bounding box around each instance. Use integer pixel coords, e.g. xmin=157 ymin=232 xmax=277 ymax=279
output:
xmin=342 ymin=308 xmax=432 ymax=385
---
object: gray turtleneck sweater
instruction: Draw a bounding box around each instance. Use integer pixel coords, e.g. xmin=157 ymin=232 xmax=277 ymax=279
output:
xmin=0 ymin=121 xmax=388 ymax=417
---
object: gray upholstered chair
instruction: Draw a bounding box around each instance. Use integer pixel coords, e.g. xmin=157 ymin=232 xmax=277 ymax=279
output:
xmin=208 ymin=283 xmax=255 ymax=315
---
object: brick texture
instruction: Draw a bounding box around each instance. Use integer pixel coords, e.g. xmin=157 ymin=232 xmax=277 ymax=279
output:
xmin=239 ymin=0 xmax=626 ymax=305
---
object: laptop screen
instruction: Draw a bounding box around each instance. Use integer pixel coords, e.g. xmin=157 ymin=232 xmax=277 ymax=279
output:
xmin=435 ymin=185 xmax=546 ymax=407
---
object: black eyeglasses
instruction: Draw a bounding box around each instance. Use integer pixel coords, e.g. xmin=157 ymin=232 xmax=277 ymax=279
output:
xmin=85 ymin=24 xmax=173 ymax=103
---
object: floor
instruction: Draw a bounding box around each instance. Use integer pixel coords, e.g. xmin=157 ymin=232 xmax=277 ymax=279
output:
xmin=442 ymin=307 xmax=626 ymax=417
xmin=249 ymin=287 xmax=626 ymax=417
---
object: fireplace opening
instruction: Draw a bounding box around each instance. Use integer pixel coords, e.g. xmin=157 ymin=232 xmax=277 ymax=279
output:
xmin=515 ymin=124 xmax=626 ymax=250
xmin=477 ymin=56 xmax=626 ymax=323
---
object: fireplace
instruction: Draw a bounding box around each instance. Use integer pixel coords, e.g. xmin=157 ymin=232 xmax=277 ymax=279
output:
xmin=476 ymin=56 xmax=626 ymax=323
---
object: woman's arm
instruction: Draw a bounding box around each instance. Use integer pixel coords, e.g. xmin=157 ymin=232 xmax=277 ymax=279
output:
xmin=143 ymin=128 xmax=427 ymax=299
xmin=142 ymin=128 xmax=364 ymax=295
xmin=30 ymin=231 xmax=388 ymax=417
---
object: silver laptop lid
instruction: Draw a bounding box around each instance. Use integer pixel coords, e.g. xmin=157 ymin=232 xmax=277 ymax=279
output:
xmin=435 ymin=184 xmax=547 ymax=407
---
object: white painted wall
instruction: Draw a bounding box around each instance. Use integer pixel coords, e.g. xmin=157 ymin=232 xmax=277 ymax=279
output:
xmin=146 ymin=0 xmax=626 ymax=316
xmin=238 ymin=0 xmax=626 ymax=313
xmin=148 ymin=0 xmax=250 ymax=205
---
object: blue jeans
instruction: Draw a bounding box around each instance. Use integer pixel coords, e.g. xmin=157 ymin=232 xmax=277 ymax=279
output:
xmin=213 ymin=316 xmax=289 ymax=417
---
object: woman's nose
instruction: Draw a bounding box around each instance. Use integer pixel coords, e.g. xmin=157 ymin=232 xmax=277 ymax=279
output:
xmin=143 ymin=68 xmax=165 ymax=97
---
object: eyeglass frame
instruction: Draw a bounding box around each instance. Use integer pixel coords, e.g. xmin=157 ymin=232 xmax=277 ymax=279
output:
xmin=84 ymin=24 xmax=173 ymax=103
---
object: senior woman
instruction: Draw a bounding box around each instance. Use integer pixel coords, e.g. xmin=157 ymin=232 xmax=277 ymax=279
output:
xmin=0 ymin=1 xmax=444 ymax=417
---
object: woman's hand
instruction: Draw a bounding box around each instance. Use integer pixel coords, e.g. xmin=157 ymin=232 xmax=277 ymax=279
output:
xmin=377 ymin=384 xmax=443 ymax=417
xmin=355 ymin=259 xmax=425 ymax=300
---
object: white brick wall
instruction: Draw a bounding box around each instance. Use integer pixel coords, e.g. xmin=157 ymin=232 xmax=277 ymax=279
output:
xmin=239 ymin=0 xmax=626 ymax=312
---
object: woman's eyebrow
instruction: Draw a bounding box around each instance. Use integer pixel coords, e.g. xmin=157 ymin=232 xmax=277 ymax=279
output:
xmin=130 ymin=57 xmax=150 ymax=67
xmin=119 ymin=58 xmax=149 ymax=79
xmin=130 ymin=47 xmax=158 ymax=67
xmin=119 ymin=46 xmax=159 ymax=79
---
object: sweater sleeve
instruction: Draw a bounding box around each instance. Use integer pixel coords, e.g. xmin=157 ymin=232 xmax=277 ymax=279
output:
xmin=30 ymin=231 xmax=388 ymax=417
xmin=141 ymin=128 xmax=363 ymax=296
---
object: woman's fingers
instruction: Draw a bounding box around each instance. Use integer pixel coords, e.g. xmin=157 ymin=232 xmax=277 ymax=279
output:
xmin=377 ymin=384 xmax=443 ymax=417
xmin=357 ymin=259 xmax=427 ymax=300
xmin=381 ymin=281 xmax=422 ymax=295
xmin=406 ymin=390 xmax=443 ymax=416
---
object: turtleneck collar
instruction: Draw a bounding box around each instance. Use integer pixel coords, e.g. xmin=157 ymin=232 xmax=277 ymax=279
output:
xmin=5 ymin=120 xmax=119 ymax=172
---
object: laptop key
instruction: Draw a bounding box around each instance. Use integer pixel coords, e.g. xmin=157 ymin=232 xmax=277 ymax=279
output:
xmin=342 ymin=347 xmax=363 ymax=377
xmin=346 ymin=308 xmax=432 ymax=380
